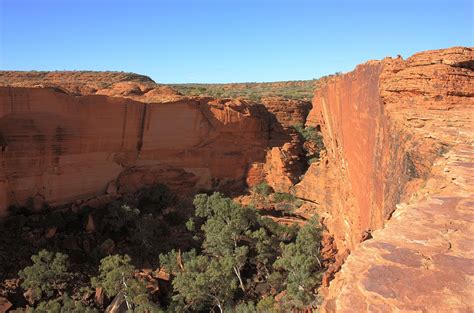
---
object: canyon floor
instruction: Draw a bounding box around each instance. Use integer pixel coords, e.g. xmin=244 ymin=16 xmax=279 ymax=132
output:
xmin=0 ymin=46 xmax=473 ymax=312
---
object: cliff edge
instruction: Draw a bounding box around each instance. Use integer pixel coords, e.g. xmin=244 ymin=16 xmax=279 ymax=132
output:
xmin=297 ymin=47 xmax=473 ymax=312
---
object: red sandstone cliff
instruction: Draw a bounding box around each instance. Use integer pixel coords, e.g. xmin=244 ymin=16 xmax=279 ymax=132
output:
xmin=0 ymin=87 xmax=273 ymax=216
xmin=0 ymin=71 xmax=316 ymax=216
xmin=295 ymin=47 xmax=473 ymax=311
xmin=1 ymin=47 xmax=472 ymax=311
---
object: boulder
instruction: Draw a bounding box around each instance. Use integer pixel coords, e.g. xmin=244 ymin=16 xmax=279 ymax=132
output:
xmin=105 ymin=292 xmax=129 ymax=313
xmin=94 ymin=287 xmax=109 ymax=308
xmin=0 ymin=296 xmax=12 ymax=312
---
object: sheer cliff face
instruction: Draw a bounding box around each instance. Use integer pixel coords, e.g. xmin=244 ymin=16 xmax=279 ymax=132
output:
xmin=297 ymin=62 xmax=390 ymax=249
xmin=295 ymin=47 xmax=473 ymax=312
xmin=0 ymin=87 xmax=270 ymax=216
xmin=297 ymin=47 xmax=473 ymax=250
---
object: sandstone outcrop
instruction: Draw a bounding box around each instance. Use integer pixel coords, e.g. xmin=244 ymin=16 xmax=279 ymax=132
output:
xmin=295 ymin=47 xmax=473 ymax=311
xmin=263 ymin=136 xmax=305 ymax=192
xmin=256 ymin=97 xmax=312 ymax=192
xmin=0 ymin=71 xmax=156 ymax=96
xmin=260 ymin=96 xmax=311 ymax=128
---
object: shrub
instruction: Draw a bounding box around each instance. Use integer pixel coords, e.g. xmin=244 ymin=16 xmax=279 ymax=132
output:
xmin=18 ymin=250 xmax=72 ymax=298
xmin=256 ymin=296 xmax=277 ymax=312
xmin=272 ymin=192 xmax=298 ymax=203
xmin=307 ymin=157 xmax=318 ymax=165
xmin=130 ymin=215 xmax=166 ymax=254
xmin=102 ymin=202 xmax=140 ymax=234
xmin=252 ymin=181 xmax=272 ymax=197
xmin=293 ymin=124 xmax=324 ymax=146
xmin=136 ymin=184 xmax=174 ymax=214
xmin=234 ymin=301 xmax=256 ymax=313
xmin=272 ymin=193 xmax=303 ymax=213
xmin=163 ymin=210 xmax=186 ymax=226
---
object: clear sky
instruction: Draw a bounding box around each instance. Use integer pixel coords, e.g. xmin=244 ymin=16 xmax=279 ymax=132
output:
xmin=0 ymin=0 xmax=472 ymax=83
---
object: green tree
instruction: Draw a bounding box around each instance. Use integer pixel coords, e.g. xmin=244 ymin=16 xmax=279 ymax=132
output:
xmin=193 ymin=192 xmax=262 ymax=292
xmin=18 ymin=250 xmax=72 ymax=299
xmin=91 ymin=254 xmax=148 ymax=310
xmin=273 ymin=218 xmax=323 ymax=309
xmin=28 ymin=294 xmax=98 ymax=313
xmin=161 ymin=193 xmax=320 ymax=311
xmin=166 ymin=252 xmax=237 ymax=313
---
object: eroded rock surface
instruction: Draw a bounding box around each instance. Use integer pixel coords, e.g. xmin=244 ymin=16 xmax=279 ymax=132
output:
xmin=300 ymin=47 xmax=473 ymax=312
xmin=0 ymin=87 xmax=273 ymax=216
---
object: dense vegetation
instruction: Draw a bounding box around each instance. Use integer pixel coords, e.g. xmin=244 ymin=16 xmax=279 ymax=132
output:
xmin=160 ymin=192 xmax=323 ymax=312
xmin=7 ymin=187 xmax=324 ymax=312
xmin=169 ymin=72 xmax=342 ymax=102
xmin=169 ymin=80 xmax=317 ymax=101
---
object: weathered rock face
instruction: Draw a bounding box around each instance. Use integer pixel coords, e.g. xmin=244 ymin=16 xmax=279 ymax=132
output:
xmin=0 ymin=87 xmax=271 ymax=216
xmin=257 ymin=97 xmax=312 ymax=192
xmin=245 ymin=97 xmax=312 ymax=191
xmin=260 ymin=96 xmax=312 ymax=128
xmin=296 ymin=47 xmax=473 ymax=311
xmin=263 ymin=137 xmax=304 ymax=192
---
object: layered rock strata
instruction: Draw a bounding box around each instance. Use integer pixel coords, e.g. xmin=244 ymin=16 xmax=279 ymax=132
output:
xmin=0 ymin=87 xmax=272 ymax=216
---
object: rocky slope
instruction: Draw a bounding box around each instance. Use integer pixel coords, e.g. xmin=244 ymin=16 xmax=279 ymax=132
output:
xmin=295 ymin=47 xmax=473 ymax=311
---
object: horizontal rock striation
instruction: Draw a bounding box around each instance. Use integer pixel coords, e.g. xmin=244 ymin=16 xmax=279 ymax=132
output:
xmin=0 ymin=87 xmax=273 ymax=216
xmin=296 ymin=47 xmax=473 ymax=311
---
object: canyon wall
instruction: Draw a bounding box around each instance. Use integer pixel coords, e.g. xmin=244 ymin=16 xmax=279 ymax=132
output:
xmin=296 ymin=47 xmax=473 ymax=311
xmin=0 ymin=47 xmax=472 ymax=311
xmin=0 ymin=87 xmax=272 ymax=216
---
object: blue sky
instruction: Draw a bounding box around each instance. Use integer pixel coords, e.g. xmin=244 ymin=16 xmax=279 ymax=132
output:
xmin=0 ymin=0 xmax=472 ymax=83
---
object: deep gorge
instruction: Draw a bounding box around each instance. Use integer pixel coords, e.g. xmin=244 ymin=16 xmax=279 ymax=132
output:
xmin=0 ymin=46 xmax=473 ymax=312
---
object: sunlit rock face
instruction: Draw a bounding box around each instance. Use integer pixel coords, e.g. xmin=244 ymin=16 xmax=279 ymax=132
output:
xmin=0 ymin=87 xmax=273 ymax=216
xmin=0 ymin=47 xmax=472 ymax=311
xmin=296 ymin=47 xmax=473 ymax=312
